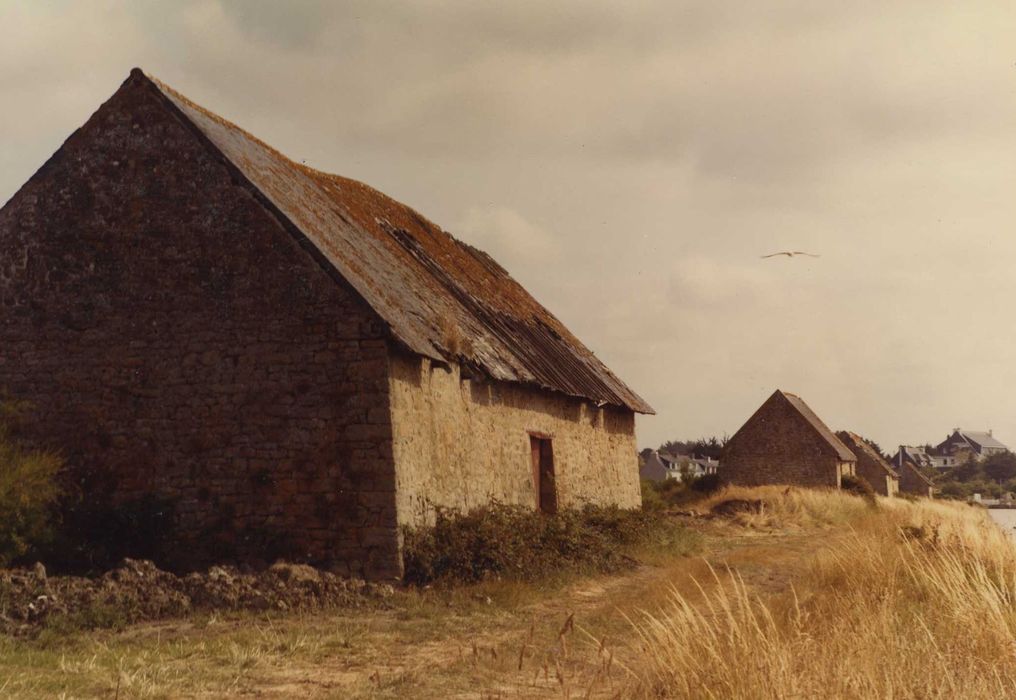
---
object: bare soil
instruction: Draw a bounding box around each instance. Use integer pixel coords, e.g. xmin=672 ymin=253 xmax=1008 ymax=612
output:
xmin=0 ymin=518 xmax=819 ymax=698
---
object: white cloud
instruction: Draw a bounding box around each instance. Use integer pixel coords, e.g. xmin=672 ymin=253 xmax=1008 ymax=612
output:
xmin=455 ymin=205 xmax=561 ymax=275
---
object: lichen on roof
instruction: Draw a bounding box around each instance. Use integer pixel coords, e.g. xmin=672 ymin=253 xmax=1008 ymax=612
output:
xmin=132 ymin=69 xmax=652 ymax=413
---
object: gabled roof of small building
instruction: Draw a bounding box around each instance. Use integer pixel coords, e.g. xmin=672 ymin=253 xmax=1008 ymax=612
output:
xmin=125 ymin=69 xmax=651 ymax=413
xmin=836 ymin=431 xmax=899 ymax=478
xmin=729 ymin=390 xmax=857 ymax=462
xmin=894 ymin=446 xmax=937 ymax=468
xmin=900 ymin=459 xmax=935 ymax=486
xmin=778 ymin=391 xmax=857 ymax=462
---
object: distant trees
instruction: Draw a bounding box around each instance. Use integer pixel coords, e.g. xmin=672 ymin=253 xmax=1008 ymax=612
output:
xmin=984 ymin=451 xmax=1016 ymax=484
xmin=862 ymin=437 xmax=888 ymax=460
xmin=947 ymin=454 xmax=982 ymax=482
xmin=657 ymin=436 xmax=728 ymax=460
xmin=934 ymin=450 xmax=1016 ymax=500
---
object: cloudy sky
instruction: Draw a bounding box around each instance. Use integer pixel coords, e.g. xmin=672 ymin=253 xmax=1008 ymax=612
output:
xmin=3 ymin=1 xmax=1016 ymax=451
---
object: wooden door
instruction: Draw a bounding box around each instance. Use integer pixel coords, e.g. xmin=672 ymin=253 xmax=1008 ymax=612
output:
xmin=530 ymin=435 xmax=557 ymax=514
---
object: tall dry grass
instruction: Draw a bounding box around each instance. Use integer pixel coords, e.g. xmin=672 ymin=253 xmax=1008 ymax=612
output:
xmin=632 ymin=489 xmax=1016 ymax=699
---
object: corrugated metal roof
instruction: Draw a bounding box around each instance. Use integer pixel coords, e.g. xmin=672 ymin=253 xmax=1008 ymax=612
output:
xmin=779 ymin=391 xmax=857 ymax=462
xmin=134 ymin=69 xmax=652 ymax=414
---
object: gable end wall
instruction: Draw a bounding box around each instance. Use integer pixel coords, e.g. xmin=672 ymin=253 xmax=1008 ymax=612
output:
xmin=0 ymin=75 xmax=401 ymax=577
xmin=899 ymin=464 xmax=934 ymax=498
xmin=721 ymin=397 xmax=848 ymax=488
xmin=851 ymin=450 xmax=899 ymax=498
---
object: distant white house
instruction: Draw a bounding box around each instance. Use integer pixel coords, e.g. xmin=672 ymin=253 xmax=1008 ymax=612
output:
xmin=892 ymin=429 xmax=1010 ymax=472
xmin=891 ymin=445 xmax=954 ymax=471
xmin=935 ymin=429 xmax=1009 ymax=460
xmin=639 ymin=450 xmax=718 ymax=482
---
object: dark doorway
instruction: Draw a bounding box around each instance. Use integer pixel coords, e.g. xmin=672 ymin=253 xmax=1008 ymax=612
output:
xmin=529 ymin=435 xmax=557 ymax=514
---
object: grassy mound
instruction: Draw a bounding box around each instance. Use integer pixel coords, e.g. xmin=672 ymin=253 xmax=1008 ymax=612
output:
xmin=692 ymin=484 xmax=882 ymax=528
xmin=631 ymin=487 xmax=1016 ymax=698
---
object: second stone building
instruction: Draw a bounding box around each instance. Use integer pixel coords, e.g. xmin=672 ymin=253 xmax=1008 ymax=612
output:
xmin=720 ymin=390 xmax=857 ymax=489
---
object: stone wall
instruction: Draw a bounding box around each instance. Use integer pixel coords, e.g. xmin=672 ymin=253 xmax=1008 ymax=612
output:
xmin=855 ymin=458 xmax=899 ymax=498
xmin=0 ymin=74 xmax=401 ymax=578
xmin=836 ymin=432 xmax=900 ymax=497
xmin=387 ymin=351 xmax=641 ymax=527
xmin=720 ymin=398 xmax=851 ymax=489
xmin=899 ymin=462 xmax=934 ymax=498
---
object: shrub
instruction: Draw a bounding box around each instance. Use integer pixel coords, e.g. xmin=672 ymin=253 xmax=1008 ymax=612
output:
xmin=0 ymin=401 xmax=63 ymax=566
xmin=402 ymin=503 xmax=691 ymax=586
xmin=641 ymin=478 xmax=689 ymax=510
xmin=937 ymin=481 xmax=971 ymax=500
xmin=840 ymin=474 xmax=876 ymax=505
xmin=640 ymin=474 xmax=725 ymax=511
xmin=967 ymin=479 xmax=1003 ymax=499
xmin=640 ymin=479 xmax=668 ymax=511
xmin=654 ymin=478 xmax=688 ymax=500
xmin=691 ymin=472 xmax=724 ymax=494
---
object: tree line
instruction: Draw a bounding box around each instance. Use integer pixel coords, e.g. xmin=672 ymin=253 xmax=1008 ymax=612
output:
xmin=936 ymin=450 xmax=1016 ymax=499
xmin=643 ymin=436 xmax=728 ymax=460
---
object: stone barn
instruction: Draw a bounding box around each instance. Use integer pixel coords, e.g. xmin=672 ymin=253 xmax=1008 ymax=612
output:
xmin=836 ymin=431 xmax=900 ymax=497
xmin=0 ymin=69 xmax=652 ymax=579
xmin=898 ymin=460 xmax=935 ymax=498
xmin=720 ymin=390 xmax=856 ymax=488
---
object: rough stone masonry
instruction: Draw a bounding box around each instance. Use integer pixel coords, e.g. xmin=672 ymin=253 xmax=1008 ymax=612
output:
xmin=0 ymin=69 xmax=651 ymax=579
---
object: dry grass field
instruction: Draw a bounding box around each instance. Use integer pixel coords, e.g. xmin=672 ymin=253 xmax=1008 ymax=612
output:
xmin=1 ymin=488 xmax=1013 ymax=698
xmin=635 ymin=487 xmax=1016 ymax=699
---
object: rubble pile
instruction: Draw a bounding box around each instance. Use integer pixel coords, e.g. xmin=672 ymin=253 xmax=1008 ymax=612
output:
xmin=0 ymin=559 xmax=394 ymax=636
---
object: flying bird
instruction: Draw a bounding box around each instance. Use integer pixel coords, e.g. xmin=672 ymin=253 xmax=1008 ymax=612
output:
xmin=760 ymin=251 xmax=820 ymax=259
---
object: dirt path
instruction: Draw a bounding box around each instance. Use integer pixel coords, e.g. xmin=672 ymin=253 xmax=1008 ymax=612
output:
xmin=0 ymin=522 xmax=826 ymax=698
xmin=231 ymin=525 xmax=819 ymax=699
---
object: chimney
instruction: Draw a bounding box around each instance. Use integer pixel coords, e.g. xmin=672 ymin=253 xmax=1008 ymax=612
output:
xmin=989 ymin=429 xmax=993 ymax=437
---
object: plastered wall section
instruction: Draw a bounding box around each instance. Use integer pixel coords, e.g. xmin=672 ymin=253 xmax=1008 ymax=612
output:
xmin=387 ymin=352 xmax=641 ymax=527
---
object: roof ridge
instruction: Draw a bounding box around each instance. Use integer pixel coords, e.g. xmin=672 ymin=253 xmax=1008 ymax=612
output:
xmin=138 ymin=69 xmax=358 ymax=188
